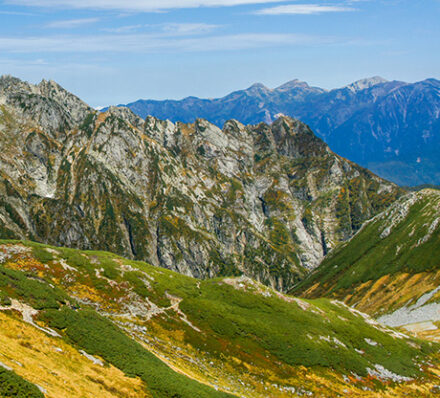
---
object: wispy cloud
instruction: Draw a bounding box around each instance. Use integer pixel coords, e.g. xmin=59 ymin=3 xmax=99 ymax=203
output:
xmin=0 ymin=58 xmax=48 ymax=66
xmin=0 ymin=32 xmax=335 ymax=54
xmin=0 ymin=10 xmax=37 ymax=16
xmin=0 ymin=57 xmax=111 ymax=75
xmin=7 ymin=0 xmax=292 ymax=12
xmin=102 ymin=24 xmax=143 ymax=33
xmin=102 ymin=23 xmax=220 ymax=35
xmin=255 ymin=4 xmax=356 ymax=15
xmin=160 ymin=23 xmax=220 ymax=35
xmin=45 ymin=18 xmax=100 ymax=28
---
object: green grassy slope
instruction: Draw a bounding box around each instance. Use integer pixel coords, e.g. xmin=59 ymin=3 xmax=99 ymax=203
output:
xmin=293 ymin=189 xmax=440 ymax=316
xmin=0 ymin=239 xmax=439 ymax=396
xmin=41 ymin=308 xmax=232 ymax=398
xmin=0 ymin=252 xmax=231 ymax=398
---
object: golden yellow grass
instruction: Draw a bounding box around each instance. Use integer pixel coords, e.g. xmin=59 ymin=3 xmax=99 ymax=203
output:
xmin=0 ymin=311 xmax=149 ymax=398
xmin=305 ymin=270 xmax=440 ymax=317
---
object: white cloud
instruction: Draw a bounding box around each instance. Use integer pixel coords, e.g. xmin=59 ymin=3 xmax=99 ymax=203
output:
xmin=255 ymin=4 xmax=356 ymax=15
xmin=0 ymin=58 xmax=48 ymax=66
xmin=7 ymin=0 xmax=292 ymax=11
xmin=0 ymin=32 xmax=334 ymax=54
xmin=45 ymin=18 xmax=100 ymax=28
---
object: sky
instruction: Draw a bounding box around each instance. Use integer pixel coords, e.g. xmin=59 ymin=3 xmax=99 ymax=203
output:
xmin=0 ymin=0 xmax=439 ymax=107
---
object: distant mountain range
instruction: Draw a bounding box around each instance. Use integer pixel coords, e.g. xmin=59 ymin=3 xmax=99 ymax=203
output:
xmin=110 ymin=77 xmax=440 ymax=186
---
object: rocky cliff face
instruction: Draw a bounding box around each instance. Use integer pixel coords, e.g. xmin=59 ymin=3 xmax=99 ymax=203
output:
xmin=293 ymin=187 xmax=440 ymax=341
xmin=0 ymin=75 xmax=402 ymax=291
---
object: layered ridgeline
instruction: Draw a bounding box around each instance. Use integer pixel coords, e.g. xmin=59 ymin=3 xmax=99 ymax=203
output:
xmin=114 ymin=77 xmax=440 ymax=186
xmin=293 ymin=189 xmax=440 ymax=340
xmin=0 ymin=75 xmax=401 ymax=292
xmin=1 ymin=240 xmax=440 ymax=397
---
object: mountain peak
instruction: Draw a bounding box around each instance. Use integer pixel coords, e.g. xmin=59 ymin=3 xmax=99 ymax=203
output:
xmin=0 ymin=74 xmax=37 ymax=95
xmin=275 ymin=79 xmax=310 ymax=91
xmin=344 ymin=76 xmax=388 ymax=92
xmin=0 ymin=74 xmax=21 ymax=86
xmin=38 ymin=78 xmax=59 ymax=88
xmin=38 ymin=78 xmax=70 ymax=95
xmin=36 ymin=78 xmax=91 ymax=116
xmin=246 ymin=82 xmax=270 ymax=92
xmin=422 ymin=77 xmax=440 ymax=87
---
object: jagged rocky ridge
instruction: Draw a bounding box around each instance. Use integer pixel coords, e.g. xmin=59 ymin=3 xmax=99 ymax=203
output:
xmin=115 ymin=77 xmax=440 ymax=186
xmin=0 ymin=75 xmax=402 ymax=291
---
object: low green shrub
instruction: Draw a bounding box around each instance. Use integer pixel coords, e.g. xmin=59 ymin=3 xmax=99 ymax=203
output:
xmin=42 ymin=308 xmax=233 ymax=398
xmin=0 ymin=265 xmax=69 ymax=310
xmin=0 ymin=367 xmax=44 ymax=398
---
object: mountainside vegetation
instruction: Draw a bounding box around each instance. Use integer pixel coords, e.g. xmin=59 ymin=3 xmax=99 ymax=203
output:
xmin=0 ymin=239 xmax=440 ymax=397
xmin=0 ymin=367 xmax=44 ymax=398
xmin=0 ymin=75 xmax=402 ymax=292
xmin=294 ymin=189 xmax=440 ymax=340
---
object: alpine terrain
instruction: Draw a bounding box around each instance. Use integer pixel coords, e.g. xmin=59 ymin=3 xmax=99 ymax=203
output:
xmin=1 ymin=75 xmax=440 ymax=398
xmin=0 ymin=239 xmax=440 ymax=397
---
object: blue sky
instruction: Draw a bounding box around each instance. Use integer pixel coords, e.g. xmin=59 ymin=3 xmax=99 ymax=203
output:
xmin=0 ymin=0 xmax=439 ymax=106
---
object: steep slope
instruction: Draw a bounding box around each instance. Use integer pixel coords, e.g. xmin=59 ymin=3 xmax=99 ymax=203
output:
xmin=0 ymin=75 xmax=401 ymax=292
xmin=293 ymin=189 xmax=440 ymax=338
xmin=1 ymin=239 xmax=440 ymax=397
xmin=114 ymin=77 xmax=440 ymax=186
xmin=0 ymin=242 xmax=232 ymax=398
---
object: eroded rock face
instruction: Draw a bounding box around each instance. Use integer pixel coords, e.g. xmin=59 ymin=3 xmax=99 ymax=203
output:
xmin=0 ymin=76 xmax=402 ymax=291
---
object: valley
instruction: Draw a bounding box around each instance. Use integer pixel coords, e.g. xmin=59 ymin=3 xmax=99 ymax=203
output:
xmin=294 ymin=188 xmax=440 ymax=343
